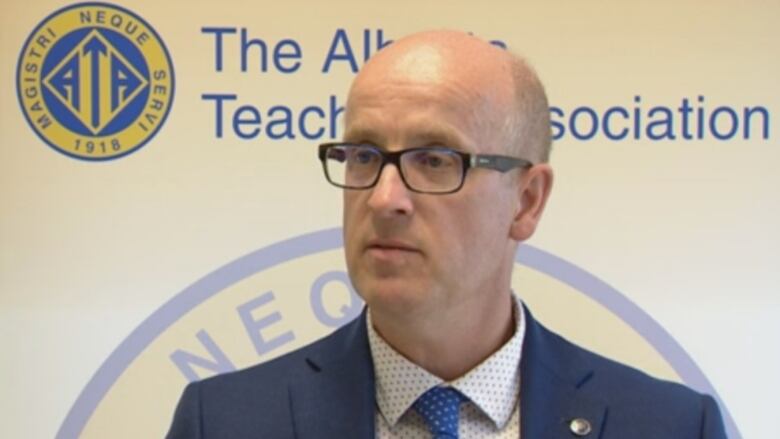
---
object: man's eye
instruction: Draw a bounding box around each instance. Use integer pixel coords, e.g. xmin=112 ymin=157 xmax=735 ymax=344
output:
xmin=423 ymin=155 xmax=443 ymax=167
xmin=353 ymin=150 xmax=376 ymax=164
xmin=415 ymin=152 xmax=453 ymax=169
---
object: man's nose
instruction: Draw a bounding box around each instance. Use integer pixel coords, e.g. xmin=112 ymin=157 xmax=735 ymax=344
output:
xmin=366 ymin=164 xmax=414 ymax=217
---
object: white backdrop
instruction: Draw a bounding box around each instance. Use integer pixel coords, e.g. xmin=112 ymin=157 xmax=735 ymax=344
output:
xmin=2 ymin=0 xmax=778 ymax=438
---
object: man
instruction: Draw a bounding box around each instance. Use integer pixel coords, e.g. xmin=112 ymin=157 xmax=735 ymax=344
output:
xmin=167 ymin=30 xmax=727 ymax=438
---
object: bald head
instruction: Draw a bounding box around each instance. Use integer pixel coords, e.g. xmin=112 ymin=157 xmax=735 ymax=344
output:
xmin=346 ymin=30 xmax=551 ymax=163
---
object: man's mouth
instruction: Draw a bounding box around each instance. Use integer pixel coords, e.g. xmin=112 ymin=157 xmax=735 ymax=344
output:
xmin=365 ymin=239 xmax=421 ymax=260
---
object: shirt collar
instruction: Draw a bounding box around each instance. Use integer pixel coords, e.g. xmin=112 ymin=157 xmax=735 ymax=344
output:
xmin=367 ymin=294 xmax=526 ymax=429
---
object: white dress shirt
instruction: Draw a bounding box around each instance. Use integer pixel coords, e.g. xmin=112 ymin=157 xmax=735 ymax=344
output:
xmin=367 ymin=295 xmax=526 ymax=438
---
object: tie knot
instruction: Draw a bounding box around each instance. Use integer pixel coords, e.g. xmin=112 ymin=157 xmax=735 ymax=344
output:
xmin=412 ymin=386 xmax=467 ymax=438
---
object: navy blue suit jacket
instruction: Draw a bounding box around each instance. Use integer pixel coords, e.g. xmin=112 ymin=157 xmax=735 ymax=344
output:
xmin=167 ymin=309 xmax=727 ymax=438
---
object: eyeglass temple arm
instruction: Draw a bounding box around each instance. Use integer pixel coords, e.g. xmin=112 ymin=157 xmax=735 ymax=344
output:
xmin=471 ymin=154 xmax=534 ymax=172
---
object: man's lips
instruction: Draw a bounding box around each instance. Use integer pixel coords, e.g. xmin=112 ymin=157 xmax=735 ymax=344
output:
xmin=365 ymin=239 xmax=420 ymax=253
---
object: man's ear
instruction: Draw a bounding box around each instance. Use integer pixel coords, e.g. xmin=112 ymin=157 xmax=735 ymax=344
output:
xmin=509 ymin=164 xmax=553 ymax=241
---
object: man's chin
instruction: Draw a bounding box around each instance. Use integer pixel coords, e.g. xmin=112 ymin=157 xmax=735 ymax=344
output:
xmin=355 ymin=276 xmax=430 ymax=315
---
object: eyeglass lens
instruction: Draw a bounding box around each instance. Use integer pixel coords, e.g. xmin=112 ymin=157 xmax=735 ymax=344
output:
xmin=324 ymin=145 xmax=464 ymax=193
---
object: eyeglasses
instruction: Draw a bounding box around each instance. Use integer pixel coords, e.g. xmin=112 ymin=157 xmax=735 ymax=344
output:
xmin=318 ymin=142 xmax=534 ymax=194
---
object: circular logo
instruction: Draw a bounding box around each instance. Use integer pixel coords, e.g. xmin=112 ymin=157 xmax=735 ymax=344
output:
xmin=16 ymin=2 xmax=174 ymax=161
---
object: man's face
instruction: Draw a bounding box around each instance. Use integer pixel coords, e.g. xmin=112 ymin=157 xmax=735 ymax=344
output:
xmin=342 ymin=45 xmax=524 ymax=319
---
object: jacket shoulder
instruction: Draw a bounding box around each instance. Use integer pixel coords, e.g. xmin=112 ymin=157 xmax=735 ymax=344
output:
xmin=199 ymin=315 xmax=361 ymax=397
xmin=167 ymin=317 xmax=366 ymax=439
xmin=535 ymin=323 xmax=727 ymax=438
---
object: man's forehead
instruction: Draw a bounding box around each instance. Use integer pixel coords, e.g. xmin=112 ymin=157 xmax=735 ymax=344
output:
xmin=343 ymin=30 xmax=518 ymax=151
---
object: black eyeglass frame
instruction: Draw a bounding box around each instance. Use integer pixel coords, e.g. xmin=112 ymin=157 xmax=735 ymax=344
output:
xmin=318 ymin=142 xmax=535 ymax=194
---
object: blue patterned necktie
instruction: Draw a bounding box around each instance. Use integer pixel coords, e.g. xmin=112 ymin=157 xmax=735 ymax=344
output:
xmin=413 ymin=386 xmax=468 ymax=439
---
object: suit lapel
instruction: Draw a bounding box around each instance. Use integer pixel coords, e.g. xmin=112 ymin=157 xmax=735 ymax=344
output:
xmin=520 ymin=308 xmax=607 ymax=438
xmin=288 ymin=307 xmax=609 ymax=438
xmin=288 ymin=313 xmax=376 ymax=439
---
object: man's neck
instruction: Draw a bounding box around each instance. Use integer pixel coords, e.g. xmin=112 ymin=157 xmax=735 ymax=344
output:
xmin=368 ymin=292 xmax=515 ymax=381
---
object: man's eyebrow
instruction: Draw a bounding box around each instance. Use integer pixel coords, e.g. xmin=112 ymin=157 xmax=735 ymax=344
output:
xmin=342 ymin=126 xmax=381 ymax=144
xmin=408 ymin=127 xmax=468 ymax=149
xmin=343 ymin=125 xmax=470 ymax=150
